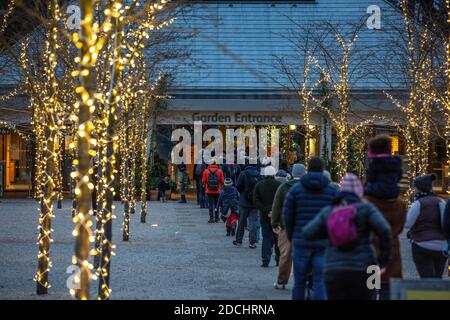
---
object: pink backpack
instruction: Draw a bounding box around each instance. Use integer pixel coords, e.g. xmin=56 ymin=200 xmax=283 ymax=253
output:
xmin=327 ymin=203 xmax=358 ymax=249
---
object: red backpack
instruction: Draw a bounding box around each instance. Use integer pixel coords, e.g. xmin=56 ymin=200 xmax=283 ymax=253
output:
xmin=327 ymin=203 xmax=359 ymax=249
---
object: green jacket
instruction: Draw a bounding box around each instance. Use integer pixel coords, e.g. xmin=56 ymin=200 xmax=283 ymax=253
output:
xmin=271 ymin=179 xmax=300 ymax=229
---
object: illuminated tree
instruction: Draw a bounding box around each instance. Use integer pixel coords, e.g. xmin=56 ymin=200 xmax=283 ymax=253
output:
xmin=310 ymin=20 xmax=383 ymax=180
xmin=383 ymin=0 xmax=448 ymax=197
xmin=15 ymin=1 xmax=78 ymax=294
xmin=272 ymin=27 xmax=320 ymax=164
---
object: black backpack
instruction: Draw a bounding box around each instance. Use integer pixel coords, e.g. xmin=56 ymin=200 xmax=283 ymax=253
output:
xmin=245 ymin=172 xmax=261 ymax=203
xmin=207 ymin=169 xmax=219 ymax=191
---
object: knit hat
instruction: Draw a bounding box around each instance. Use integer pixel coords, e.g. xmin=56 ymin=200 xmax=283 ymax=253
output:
xmin=340 ymin=173 xmax=364 ymax=198
xmin=263 ymin=165 xmax=277 ymax=176
xmin=292 ymin=163 xmax=306 ymax=178
xmin=275 ymin=169 xmax=288 ymax=178
xmin=224 ymin=177 xmax=233 ymax=186
xmin=414 ymin=174 xmax=436 ymax=193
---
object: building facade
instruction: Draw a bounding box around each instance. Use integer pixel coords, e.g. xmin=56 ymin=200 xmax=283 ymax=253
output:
xmin=0 ymin=0 xmax=448 ymax=193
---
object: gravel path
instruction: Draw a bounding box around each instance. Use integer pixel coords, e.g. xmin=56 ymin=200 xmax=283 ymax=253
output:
xmin=0 ymin=198 xmax=444 ymax=300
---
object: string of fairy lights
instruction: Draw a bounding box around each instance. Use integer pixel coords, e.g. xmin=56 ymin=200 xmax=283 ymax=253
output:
xmin=445 ymin=0 xmax=450 ymax=193
xmin=4 ymin=0 xmax=174 ymax=300
xmin=0 ymin=0 xmax=15 ymax=34
xmin=308 ymin=28 xmax=360 ymax=180
xmin=393 ymin=0 xmax=440 ymax=198
xmin=69 ymin=0 xmax=172 ymax=299
xmin=7 ymin=0 xmax=449 ymax=300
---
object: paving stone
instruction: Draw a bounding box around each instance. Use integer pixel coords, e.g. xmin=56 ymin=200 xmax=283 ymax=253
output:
xmin=0 ymin=198 xmax=446 ymax=300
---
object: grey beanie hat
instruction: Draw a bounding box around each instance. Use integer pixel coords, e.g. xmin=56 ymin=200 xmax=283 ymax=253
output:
xmin=292 ymin=163 xmax=306 ymax=178
xmin=275 ymin=169 xmax=288 ymax=178
xmin=414 ymin=174 xmax=436 ymax=193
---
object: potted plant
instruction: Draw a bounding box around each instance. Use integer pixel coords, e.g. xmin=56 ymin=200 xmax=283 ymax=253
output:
xmin=147 ymin=162 xmax=168 ymax=201
xmin=165 ymin=179 xmax=177 ymax=200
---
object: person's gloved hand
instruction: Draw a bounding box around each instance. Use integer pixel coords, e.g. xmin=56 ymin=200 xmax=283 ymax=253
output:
xmin=220 ymin=214 xmax=227 ymax=223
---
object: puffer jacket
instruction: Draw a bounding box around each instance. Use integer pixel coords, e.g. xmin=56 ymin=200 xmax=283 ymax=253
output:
xmin=283 ymin=172 xmax=338 ymax=248
xmin=364 ymin=156 xmax=403 ymax=200
xmin=217 ymin=186 xmax=239 ymax=207
xmin=302 ymin=191 xmax=392 ymax=273
xmin=236 ymin=166 xmax=261 ymax=208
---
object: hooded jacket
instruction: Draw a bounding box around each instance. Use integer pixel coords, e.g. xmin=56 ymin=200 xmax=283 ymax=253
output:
xmin=302 ymin=191 xmax=392 ymax=273
xmin=217 ymin=185 xmax=239 ymax=207
xmin=202 ymin=165 xmax=224 ymax=194
xmin=364 ymin=156 xmax=403 ymax=199
xmin=236 ymin=166 xmax=261 ymax=208
xmin=283 ymin=172 xmax=338 ymax=248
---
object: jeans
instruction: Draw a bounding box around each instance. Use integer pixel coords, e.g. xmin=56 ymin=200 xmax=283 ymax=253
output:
xmin=255 ymin=220 xmax=261 ymax=242
xmin=236 ymin=206 xmax=258 ymax=245
xmin=261 ymin=218 xmax=279 ymax=265
xmin=326 ymin=271 xmax=375 ymax=300
xmin=378 ymin=283 xmax=390 ymax=300
xmin=412 ymin=242 xmax=447 ymax=278
xmin=207 ymin=193 xmax=219 ymax=220
xmin=292 ymin=245 xmax=326 ymax=300
xmin=195 ymin=177 xmax=206 ymax=207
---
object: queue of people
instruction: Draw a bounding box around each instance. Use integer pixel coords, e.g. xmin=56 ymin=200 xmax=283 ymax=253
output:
xmin=173 ymin=134 xmax=450 ymax=300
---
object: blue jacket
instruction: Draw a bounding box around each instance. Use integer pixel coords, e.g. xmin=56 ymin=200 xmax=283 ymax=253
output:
xmin=302 ymin=191 xmax=392 ymax=273
xmin=283 ymin=172 xmax=338 ymax=248
xmin=218 ymin=186 xmax=239 ymax=207
xmin=236 ymin=166 xmax=261 ymax=208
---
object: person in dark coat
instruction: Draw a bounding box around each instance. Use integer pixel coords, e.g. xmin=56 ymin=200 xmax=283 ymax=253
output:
xmin=177 ymin=162 xmax=190 ymax=203
xmin=283 ymin=157 xmax=338 ymax=300
xmin=157 ymin=176 xmax=170 ymax=202
xmin=406 ymin=174 xmax=448 ymax=278
xmin=364 ymin=135 xmax=403 ymax=200
xmin=194 ymin=159 xmax=207 ymax=208
xmin=303 ymin=173 xmax=392 ymax=300
xmin=253 ymin=165 xmax=282 ymax=267
xmin=363 ymin=135 xmax=406 ymax=300
xmin=233 ymin=164 xmax=261 ymax=248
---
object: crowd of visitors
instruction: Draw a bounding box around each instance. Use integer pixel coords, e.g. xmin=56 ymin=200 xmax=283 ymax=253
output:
xmin=171 ymin=134 xmax=450 ymax=300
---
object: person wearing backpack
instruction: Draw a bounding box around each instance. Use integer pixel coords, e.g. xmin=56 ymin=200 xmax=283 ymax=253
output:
xmin=302 ymin=173 xmax=392 ymax=300
xmin=283 ymin=157 xmax=338 ymax=300
xmin=405 ymin=174 xmax=448 ymax=278
xmin=202 ymin=160 xmax=224 ymax=223
xmin=233 ymin=163 xmax=261 ymax=248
